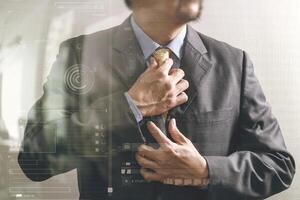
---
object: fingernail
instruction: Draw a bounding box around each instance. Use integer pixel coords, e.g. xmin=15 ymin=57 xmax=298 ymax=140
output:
xmin=147 ymin=121 xmax=153 ymax=127
xmin=172 ymin=118 xmax=176 ymax=126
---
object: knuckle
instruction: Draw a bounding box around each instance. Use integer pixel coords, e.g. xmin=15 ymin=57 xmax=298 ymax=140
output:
xmin=159 ymin=68 xmax=168 ymax=75
xmin=138 ymin=145 xmax=145 ymax=152
xmin=166 ymin=98 xmax=176 ymax=108
xmin=137 ymin=146 xmax=142 ymax=152
xmin=167 ymin=91 xmax=176 ymax=98
xmin=164 ymin=81 xmax=173 ymax=91
xmin=157 ymin=71 xmax=166 ymax=79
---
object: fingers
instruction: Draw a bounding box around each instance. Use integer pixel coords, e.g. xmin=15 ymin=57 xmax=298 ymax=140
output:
xmin=140 ymin=168 xmax=163 ymax=182
xmin=175 ymin=92 xmax=188 ymax=106
xmin=163 ymin=178 xmax=208 ymax=186
xmin=135 ymin=153 xmax=158 ymax=169
xmin=147 ymin=121 xmax=172 ymax=146
xmin=158 ymin=58 xmax=173 ymax=74
xmin=169 ymin=68 xmax=185 ymax=83
xmin=137 ymin=144 xmax=158 ymax=161
xmin=164 ymin=178 xmax=184 ymax=186
xmin=175 ymin=79 xmax=189 ymax=95
xmin=158 ymin=92 xmax=188 ymax=114
xmin=168 ymin=119 xmax=187 ymax=144
xmin=161 ymin=92 xmax=188 ymax=111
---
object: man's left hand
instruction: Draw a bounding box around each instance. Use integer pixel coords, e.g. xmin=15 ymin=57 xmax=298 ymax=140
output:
xmin=135 ymin=118 xmax=209 ymax=186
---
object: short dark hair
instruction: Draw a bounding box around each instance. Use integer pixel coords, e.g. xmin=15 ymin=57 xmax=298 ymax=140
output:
xmin=125 ymin=0 xmax=132 ymax=8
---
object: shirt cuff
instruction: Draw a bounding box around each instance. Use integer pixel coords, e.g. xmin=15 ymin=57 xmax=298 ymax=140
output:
xmin=124 ymin=92 xmax=143 ymax=123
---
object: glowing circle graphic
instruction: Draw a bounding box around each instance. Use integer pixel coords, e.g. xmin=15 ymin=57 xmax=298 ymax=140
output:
xmin=64 ymin=65 xmax=95 ymax=94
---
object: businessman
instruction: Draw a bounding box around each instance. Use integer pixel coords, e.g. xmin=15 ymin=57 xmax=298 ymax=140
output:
xmin=19 ymin=0 xmax=295 ymax=199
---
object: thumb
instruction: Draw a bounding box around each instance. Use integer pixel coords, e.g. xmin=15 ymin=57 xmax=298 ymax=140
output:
xmin=159 ymin=58 xmax=173 ymax=73
xmin=168 ymin=118 xmax=187 ymax=144
xmin=147 ymin=57 xmax=158 ymax=69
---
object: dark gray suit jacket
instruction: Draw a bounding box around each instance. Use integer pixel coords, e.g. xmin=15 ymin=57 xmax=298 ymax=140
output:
xmin=18 ymin=17 xmax=295 ymax=200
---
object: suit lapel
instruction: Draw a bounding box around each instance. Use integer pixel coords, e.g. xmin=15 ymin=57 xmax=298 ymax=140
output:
xmin=111 ymin=16 xmax=146 ymax=90
xmin=168 ymin=25 xmax=213 ymax=118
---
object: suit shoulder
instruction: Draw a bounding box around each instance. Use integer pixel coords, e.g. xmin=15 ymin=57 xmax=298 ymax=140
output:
xmin=58 ymin=25 xmax=117 ymax=51
xmin=198 ymin=32 xmax=244 ymax=61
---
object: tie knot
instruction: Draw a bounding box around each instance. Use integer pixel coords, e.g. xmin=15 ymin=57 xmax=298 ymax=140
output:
xmin=153 ymin=47 xmax=170 ymax=66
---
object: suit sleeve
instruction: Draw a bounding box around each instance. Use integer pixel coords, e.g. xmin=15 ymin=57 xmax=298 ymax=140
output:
xmin=18 ymin=40 xmax=144 ymax=182
xmin=204 ymin=51 xmax=296 ymax=199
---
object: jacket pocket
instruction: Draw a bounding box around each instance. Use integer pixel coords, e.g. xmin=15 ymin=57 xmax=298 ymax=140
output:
xmin=179 ymin=108 xmax=236 ymax=155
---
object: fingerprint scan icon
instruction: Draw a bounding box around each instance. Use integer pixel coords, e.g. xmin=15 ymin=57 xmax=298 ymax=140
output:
xmin=64 ymin=64 xmax=95 ymax=94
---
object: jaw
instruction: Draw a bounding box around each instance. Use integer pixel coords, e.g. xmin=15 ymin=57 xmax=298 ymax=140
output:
xmin=175 ymin=0 xmax=202 ymax=23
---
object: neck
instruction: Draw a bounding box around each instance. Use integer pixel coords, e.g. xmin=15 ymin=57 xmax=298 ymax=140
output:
xmin=133 ymin=12 xmax=186 ymax=46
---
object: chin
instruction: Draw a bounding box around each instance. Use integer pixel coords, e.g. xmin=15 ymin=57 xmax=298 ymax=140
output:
xmin=176 ymin=0 xmax=203 ymax=22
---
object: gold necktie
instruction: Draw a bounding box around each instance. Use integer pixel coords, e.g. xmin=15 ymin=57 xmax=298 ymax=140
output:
xmin=152 ymin=48 xmax=171 ymax=125
xmin=153 ymin=48 xmax=170 ymax=66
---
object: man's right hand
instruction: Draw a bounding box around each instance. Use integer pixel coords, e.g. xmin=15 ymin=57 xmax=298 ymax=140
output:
xmin=128 ymin=57 xmax=189 ymax=117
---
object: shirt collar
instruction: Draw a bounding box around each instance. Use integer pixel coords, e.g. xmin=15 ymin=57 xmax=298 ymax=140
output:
xmin=130 ymin=16 xmax=187 ymax=60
